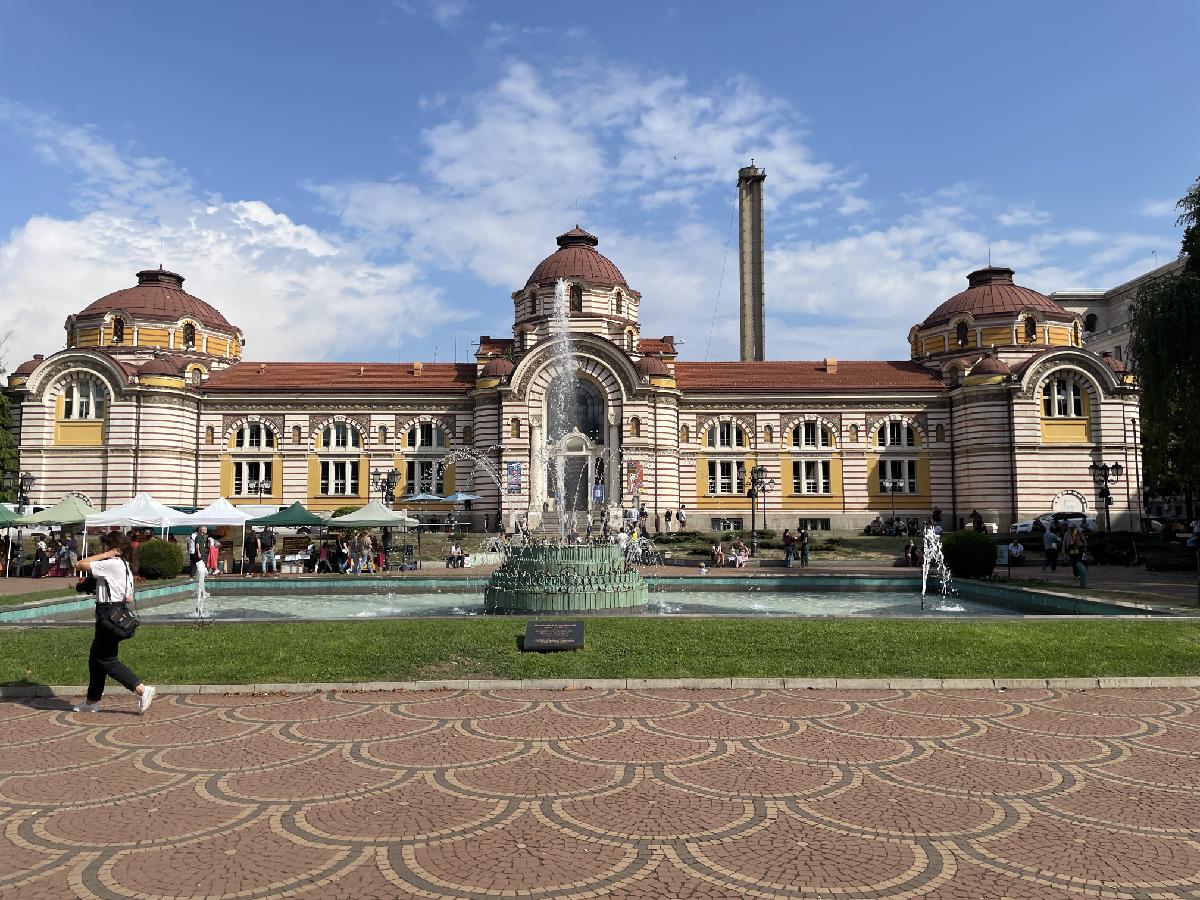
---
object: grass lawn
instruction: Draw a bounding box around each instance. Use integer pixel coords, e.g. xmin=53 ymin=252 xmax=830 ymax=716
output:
xmin=0 ymin=585 xmax=77 ymax=607
xmin=3 ymin=618 xmax=1198 ymax=685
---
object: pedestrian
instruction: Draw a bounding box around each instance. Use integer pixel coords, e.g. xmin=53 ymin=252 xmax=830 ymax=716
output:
xmin=72 ymin=532 xmax=156 ymax=714
xmin=799 ymin=529 xmax=811 ymax=567
xmin=34 ymin=536 xmax=49 ymax=577
xmin=1042 ymin=526 xmax=1060 ymax=572
xmin=259 ymin=526 xmax=277 ymax=576
xmin=783 ymin=529 xmax=795 ymax=567
xmin=188 ymin=525 xmax=208 ymax=576
xmin=970 ymin=509 xmax=985 ymax=533
xmin=317 ymin=541 xmax=332 ymax=573
xmin=654 ymin=511 xmax=661 ymax=533
xmin=242 ymin=528 xmax=258 ymax=575
xmin=676 ymin=505 xmax=687 ymax=531
xmin=206 ymin=533 xmax=220 ymax=576
xmin=664 ymin=508 xmax=673 ymax=532
xmin=1067 ymin=526 xmax=1087 ymax=579
xmin=64 ymin=534 xmax=79 ymax=571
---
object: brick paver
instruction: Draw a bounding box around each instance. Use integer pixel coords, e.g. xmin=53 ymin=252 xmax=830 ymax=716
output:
xmin=3 ymin=687 xmax=1200 ymax=898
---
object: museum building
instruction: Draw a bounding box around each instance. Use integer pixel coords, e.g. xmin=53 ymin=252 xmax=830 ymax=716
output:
xmin=5 ymin=166 xmax=1145 ymax=532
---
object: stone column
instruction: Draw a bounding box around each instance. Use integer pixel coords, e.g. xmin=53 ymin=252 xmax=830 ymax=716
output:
xmin=529 ymin=414 xmax=544 ymax=515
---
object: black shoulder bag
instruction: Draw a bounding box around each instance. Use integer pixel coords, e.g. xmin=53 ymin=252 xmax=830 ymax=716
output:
xmin=98 ymin=562 xmax=140 ymax=640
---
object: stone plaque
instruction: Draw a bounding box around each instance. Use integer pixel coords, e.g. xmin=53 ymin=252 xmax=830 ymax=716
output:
xmin=523 ymin=621 xmax=584 ymax=652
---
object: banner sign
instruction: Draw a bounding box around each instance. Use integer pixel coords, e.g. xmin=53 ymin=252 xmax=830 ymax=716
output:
xmin=506 ymin=463 xmax=522 ymax=494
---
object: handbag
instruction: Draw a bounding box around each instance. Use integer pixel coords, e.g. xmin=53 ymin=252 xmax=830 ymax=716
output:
xmin=97 ymin=562 xmax=140 ymax=640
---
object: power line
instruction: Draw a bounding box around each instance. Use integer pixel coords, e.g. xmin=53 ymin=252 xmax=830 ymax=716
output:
xmin=704 ymin=198 xmax=738 ymax=361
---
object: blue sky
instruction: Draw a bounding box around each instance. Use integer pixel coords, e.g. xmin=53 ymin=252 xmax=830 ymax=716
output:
xmin=1 ymin=1 xmax=1196 ymax=365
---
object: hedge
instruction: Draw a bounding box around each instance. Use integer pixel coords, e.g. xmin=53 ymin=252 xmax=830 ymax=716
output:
xmin=941 ymin=530 xmax=997 ymax=579
xmin=136 ymin=538 xmax=186 ymax=580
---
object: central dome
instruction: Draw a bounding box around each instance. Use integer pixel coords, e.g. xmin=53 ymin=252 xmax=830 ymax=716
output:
xmin=77 ymin=268 xmax=236 ymax=331
xmin=525 ymin=227 xmax=628 ymax=288
xmin=921 ymin=267 xmax=1071 ymax=327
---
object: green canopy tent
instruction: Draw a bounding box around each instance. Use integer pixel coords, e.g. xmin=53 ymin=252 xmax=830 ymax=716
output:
xmin=326 ymin=501 xmax=420 ymax=571
xmin=0 ymin=504 xmax=19 ymax=578
xmin=8 ymin=495 xmax=98 ymax=577
xmin=243 ymin=502 xmax=328 ymax=575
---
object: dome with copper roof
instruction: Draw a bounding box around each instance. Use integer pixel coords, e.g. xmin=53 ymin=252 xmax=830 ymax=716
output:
xmin=1100 ymin=351 xmax=1129 ymax=374
xmin=137 ymin=357 xmax=181 ymax=377
xmin=970 ymin=352 xmax=1011 ymax=376
xmin=480 ymin=357 xmax=515 ymax=378
xmin=633 ymin=355 xmax=671 ymax=378
xmin=12 ymin=355 xmax=45 ymax=376
xmin=77 ymin=268 xmax=236 ymax=331
xmin=526 ymin=228 xmax=629 ymax=289
xmin=922 ymin=267 xmax=1073 ymax=328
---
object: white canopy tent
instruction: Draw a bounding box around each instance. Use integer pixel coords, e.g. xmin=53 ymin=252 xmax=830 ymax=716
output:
xmin=181 ymin=498 xmax=253 ymax=527
xmin=85 ymin=493 xmax=193 ymax=531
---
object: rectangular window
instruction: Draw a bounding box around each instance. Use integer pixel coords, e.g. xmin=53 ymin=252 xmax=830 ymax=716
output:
xmin=248 ymin=426 xmax=260 ymax=448
xmin=320 ymin=461 xmax=329 ymax=494
xmin=793 ymin=459 xmax=832 ymax=494
xmin=804 ymin=422 xmax=817 ymax=447
xmin=907 ymin=459 xmax=917 ymax=494
xmin=707 ymin=460 xmax=743 ymax=494
xmin=78 ymin=383 xmax=91 ymax=419
xmin=333 ymin=461 xmax=347 ymax=495
xmin=879 ymin=459 xmax=917 ymax=493
xmin=419 ymin=423 xmax=433 ymax=447
xmin=235 ymin=464 xmax=244 ymax=496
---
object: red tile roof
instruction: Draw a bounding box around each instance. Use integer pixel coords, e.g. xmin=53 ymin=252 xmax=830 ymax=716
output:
xmin=674 ymin=361 xmax=945 ymax=392
xmin=637 ymin=337 xmax=677 ymax=354
xmin=476 ymin=336 xmax=514 ymax=357
xmin=203 ymin=362 xmax=477 ymax=393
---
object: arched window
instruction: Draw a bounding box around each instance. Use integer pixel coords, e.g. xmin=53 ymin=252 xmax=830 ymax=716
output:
xmin=378 ymin=425 xmax=388 ymax=445
xmin=462 ymin=425 xmax=473 ymax=444
xmin=189 ymin=368 xmax=203 ymax=387
xmin=935 ymin=424 xmax=945 ymax=443
xmin=849 ymin=424 xmax=859 ymax=443
xmin=763 ymin=424 xmax=774 ymax=444
xmin=182 ymin=323 xmax=196 ymax=349
xmin=955 ymin=321 xmax=969 ymax=348
xmin=626 ymin=330 xmax=636 ymax=352
xmin=629 ymin=416 xmax=641 ymax=438
xmin=707 ymin=421 xmax=746 ymax=448
xmin=1073 ymin=322 xmax=1081 ymax=345
xmin=1042 ymin=378 xmax=1084 ymax=418
xmin=569 ymin=284 xmax=583 ymax=314
xmin=111 ymin=317 xmax=125 ymax=344
xmin=1114 ymin=345 xmax=1123 ymax=362
xmin=322 ymin=421 xmax=361 ymax=449
xmin=510 ymin=418 xmax=521 ymax=439
xmin=877 ymin=422 xmax=916 ymax=447
xmin=614 ymin=291 xmax=623 ymax=316
xmin=946 ymin=365 xmax=964 ymax=386
xmin=292 ymin=425 xmax=301 ymax=444
xmin=792 ymin=421 xmax=832 ymax=448
xmin=235 ymin=422 xmax=276 ymax=449
xmin=1024 ymin=316 xmax=1038 ymax=343
xmin=547 ymin=376 xmax=605 ymax=443
xmin=205 ymin=426 xmax=215 ymax=445
xmin=62 ymin=378 xmax=107 ymax=420
xmin=1084 ymin=313 xmax=1098 ymax=333
xmin=679 ymin=424 xmax=690 ymax=443
xmin=406 ymin=422 xmax=446 ymax=448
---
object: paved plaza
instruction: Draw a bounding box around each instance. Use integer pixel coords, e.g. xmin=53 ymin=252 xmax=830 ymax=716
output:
xmin=3 ymin=687 xmax=1200 ymax=898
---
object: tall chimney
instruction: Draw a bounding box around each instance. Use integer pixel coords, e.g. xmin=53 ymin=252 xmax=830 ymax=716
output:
xmin=737 ymin=162 xmax=766 ymax=361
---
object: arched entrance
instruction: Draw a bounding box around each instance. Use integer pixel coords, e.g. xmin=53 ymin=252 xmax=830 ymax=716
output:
xmin=545 ymin=375 xmax=605 ymax=513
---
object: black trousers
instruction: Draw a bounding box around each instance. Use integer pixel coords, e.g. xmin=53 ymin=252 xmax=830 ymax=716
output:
xmin=87 ymin=606 xmax=141 ymax=701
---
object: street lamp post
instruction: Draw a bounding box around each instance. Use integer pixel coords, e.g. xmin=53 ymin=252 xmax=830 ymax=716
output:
xmin=3 ymin=471 xmax=36 ymax=512
xmin=748 ymin=465 xmax=768 ymax=556
xmin=246 ymin=478 xmax=273 ymax=502
xmin=888 ymin=479 xmax=903 ymax=532
xmin=370 ymin=468 xmax=400 ymax=506
xmin=1088 ymin=461 xmax=1123 ymax=533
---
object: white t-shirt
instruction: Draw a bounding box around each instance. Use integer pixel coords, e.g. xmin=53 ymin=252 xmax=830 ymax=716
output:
xmin=92 ymin=558 xmax=133 ymax=605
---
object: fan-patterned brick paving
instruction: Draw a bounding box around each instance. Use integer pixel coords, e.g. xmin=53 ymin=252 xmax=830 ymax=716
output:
xmin=3 ymin=686 xmax=1200 ymax=898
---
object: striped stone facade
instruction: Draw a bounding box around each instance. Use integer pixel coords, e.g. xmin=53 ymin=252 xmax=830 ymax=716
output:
xmin=6 ymin=234 xmax=1144 ymax=532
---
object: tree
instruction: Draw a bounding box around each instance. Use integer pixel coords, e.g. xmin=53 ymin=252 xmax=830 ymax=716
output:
xmin=1128 ymin=176 xmax=1200 ymax=513
xmin=0 ymin=332 xmax=19 ymax=503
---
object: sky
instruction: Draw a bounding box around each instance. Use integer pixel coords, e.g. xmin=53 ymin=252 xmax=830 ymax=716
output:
xmin=0 ymin=1 xmax=1196 ymax=368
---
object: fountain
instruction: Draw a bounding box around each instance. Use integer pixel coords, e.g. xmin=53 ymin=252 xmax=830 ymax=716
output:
xmin=193 ymin=560 xmax=212 ymax=620
xmin=481 ymin=277 xmax=650 ymax=614
xmin=921 ymin=526 xmax=965 ymax=612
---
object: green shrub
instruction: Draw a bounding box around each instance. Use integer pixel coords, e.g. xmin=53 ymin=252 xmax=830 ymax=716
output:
xmin=331 ymin=505 xmax=359 ymax=518
xmin=941 ymin=530 xmax=997 ymax=579
xmin=136 ymin=538 xmax=186 ymax=580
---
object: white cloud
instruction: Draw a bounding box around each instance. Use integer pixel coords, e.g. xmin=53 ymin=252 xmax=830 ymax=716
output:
xmin=0 ymin=102 xmax=465 ymax=363
xmin=393 ymin=0 xmax=468 ymax=28
xmin=996 ymin=205 xmax=1051 ymax=227
xmin=1139 ymin=198 xmax=1177 ymax=217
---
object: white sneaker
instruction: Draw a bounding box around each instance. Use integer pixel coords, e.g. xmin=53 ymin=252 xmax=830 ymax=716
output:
xmin=138 ymin=686 xmax=156 ymax=715
xmin=73 ymin=700 xmax=101 ymax=712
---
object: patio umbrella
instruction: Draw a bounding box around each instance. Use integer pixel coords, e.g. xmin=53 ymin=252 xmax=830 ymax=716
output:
xmin=403 ymin=493 xmax=445 ymax=503
xmin=441 ymin=492 xmax=483 ymax=504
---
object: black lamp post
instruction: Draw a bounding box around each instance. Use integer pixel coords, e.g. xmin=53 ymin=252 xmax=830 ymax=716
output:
xmin=1088 ymin=461 xmax=1123 ymax=533
xmin=748 ymin=465 xmax=768 ymax=556
xmin=5 ymin=471 xmax=36 ymax=511
xmin=370 ymin=468 xmax=400 ymax=506
xmin=246 ymin=478 xmax=273 ymax=501
xmin=887 ymin=479 xmax=904 ymax=531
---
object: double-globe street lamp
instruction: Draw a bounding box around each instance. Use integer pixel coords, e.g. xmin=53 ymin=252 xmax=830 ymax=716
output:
xmin=246 ymin=478 xmax=273 ymax=501
xmin=1088 ymin=461 xmax=1123 ymax=533
xmin=886 ymin=479 xmax=905 ymax=533
xmin=371 ymin=468 xmax=401 ymax=556
xmin=747 ymin=465 xmax=773 ymax=557
xmin=2 ymin=471 xmax=36 ymax=511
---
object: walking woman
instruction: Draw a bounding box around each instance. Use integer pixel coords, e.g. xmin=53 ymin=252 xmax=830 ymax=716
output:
xmin=73 ymin=532 xmax=156 ymax=714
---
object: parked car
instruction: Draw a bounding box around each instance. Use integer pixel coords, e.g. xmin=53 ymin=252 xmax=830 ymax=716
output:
xmin=1010 ymin=511 xmax=1096 ymax=534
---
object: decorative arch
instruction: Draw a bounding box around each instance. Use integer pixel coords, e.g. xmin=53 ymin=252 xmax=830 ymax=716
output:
xmin=26 ymin=352 xmax=126 ymax=402
xmin=697 ymin=414 xmax=755 ymax=450
xmin=185 ymin=364 xmax=206 ymax=388
xmin=395 ymin=414 xmax=453 ymax=450
xmin=783 ymin=414 xmax=840 ymax=450
xmin=1016 ymin=349 xmax=1123 ymax=401
xmin=509 ymin=332 xmax=637 ymax=401
xmin=222 ymin=414 xmax=282 ymax=450
xmin=176 ymin=317 xmax=202 ymax=350
xmin=866 ymin=413 xmax=925 ymax=448
xmin=309 ymin=414 xmax=370 ymax=451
